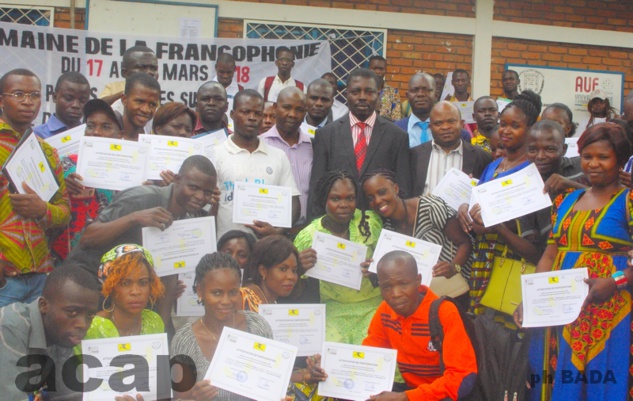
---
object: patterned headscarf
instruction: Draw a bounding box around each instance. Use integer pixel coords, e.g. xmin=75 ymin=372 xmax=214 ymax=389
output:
xmin=98 ymin=244 xmax=155 ymax=284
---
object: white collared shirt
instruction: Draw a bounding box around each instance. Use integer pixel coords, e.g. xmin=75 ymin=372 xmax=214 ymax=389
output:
xmin=423 ymin=140 xmax=464 ymax=195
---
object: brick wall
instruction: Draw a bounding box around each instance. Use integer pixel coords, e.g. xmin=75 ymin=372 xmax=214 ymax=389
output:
xmin=494 ymin=0 xmax=633 ymax=33
xmin=491 ymin=37 xmax=633 ymax=98
xmin=217 ymin=18 xmax=244 ymax=38
xmin=228 ymin=0 xmax=475 ymax=17
xmin=54 ymin=7 xmax=85 ymax=29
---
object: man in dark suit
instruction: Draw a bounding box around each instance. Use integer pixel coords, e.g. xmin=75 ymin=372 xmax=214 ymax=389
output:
xmin=411 ymin=101 xmax=492 ymax=196
xmin=308 ymin=68 xmax=411 ymax=218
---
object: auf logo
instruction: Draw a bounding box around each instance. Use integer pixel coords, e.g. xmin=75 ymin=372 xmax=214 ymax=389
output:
xmin=38 ymin=162 xmax=45 ymax=172
xmin=61 ymin=135 xmax=71 ymax=143
xmin=173 ymin=261 xmax=186 ymax=268
xmin=352 ymin=351 xmax=364 ymax=359
xmin=110 ymin=144 xmax=122 ymax=151
xmin=259 ymin=188 xmax=269 ymax=194
xmin=167 ymin=140 xmax=178 ymax=147
xmin=118 ymin=343 xmax=131 ymax=352
xmin=288 ymin=309 xmax=299 ymax=316
xmin=501 ymin=179 xmax=513 ymax=186
xmin=548 ymin=277 xmax=559 ymax=284
xmin=405 ymin=241 xmax=416 ymax=248
xmin=337 ymin=243 xmax=346 ymax=250
xmin=253 ymin=342 xmax=266 ymax=351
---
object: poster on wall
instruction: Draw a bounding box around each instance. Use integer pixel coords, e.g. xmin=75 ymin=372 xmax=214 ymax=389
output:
xmin=0 ymin=21 xmax=331 ymax=125
xmin=506 ymin=63 xmax=624 ymax=124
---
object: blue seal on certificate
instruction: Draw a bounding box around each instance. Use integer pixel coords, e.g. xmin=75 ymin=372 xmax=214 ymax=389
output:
xmin=237 ymin=371 xmax=248 ymax=382
xmin=344 ymin=379 xmax=354 ymax=389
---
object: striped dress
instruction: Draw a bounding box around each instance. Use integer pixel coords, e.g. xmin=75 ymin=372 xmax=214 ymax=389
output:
xmin=170 ymin=311 xmax=273 ymax=401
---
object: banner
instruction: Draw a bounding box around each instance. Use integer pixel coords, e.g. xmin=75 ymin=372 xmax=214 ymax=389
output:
xmin=506 ymin=63 xmax=624 ymax=122
xmin=0 ymin=21 xmax=331 ymax=124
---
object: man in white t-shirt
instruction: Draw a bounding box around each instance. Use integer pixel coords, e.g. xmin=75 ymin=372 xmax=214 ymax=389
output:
xmin=211 ymin=89 xmax=300 ymax=238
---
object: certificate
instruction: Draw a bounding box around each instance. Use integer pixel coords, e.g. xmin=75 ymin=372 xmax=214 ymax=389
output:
xmin=81 ymin=333 xmax=171 ymax=401
xmin=369 ymin=229 xmax=442 ymax=287
xmin=176 ymin=272 xmax=204 ymax=317
xmin=318 ymin=342 xmax=397 ymax=401
xmin=431 ymin=167 xmax=478 ymax=211
xmin=205 ymin=327 xmax=297 ymax=401
xmin=44 ymin=124 xmax=85 ymax=158
xmin=300 ymin=122 xmax=317 ymax=137
xmin=471 ymin=163 xmax=552 ymax=227
xmin=232 ymin=181 xmax=293 ymax=228
xmin=195 ymin=129 xmax=228 ymax=160
xmin=142 ymin=216 xmax=217 ymax=277
xmin=521 ymin=268 xmax=589 ymax=328
xmin=259 ymin=304 xmax=325 ymax=356
xmin=3 ymin=131 xmax=59 ymax=202
xmin=139 ymin=134 xmax=203 ymax=180
xmin=455 ymin=101 xmax=475 ymax=124
xmin=305 ymin=231 xmax=368 ymax=290
xmin=497 ymin=98 xmax=511 ymax=113
xmin=564 ymin=137 xmax=579 ymax=158
xmin=76 ymin=136 xmax=148 ymax=191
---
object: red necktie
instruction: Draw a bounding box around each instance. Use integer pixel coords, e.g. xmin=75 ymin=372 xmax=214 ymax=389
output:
xmin=354 ymin=122 xmax=368 ymax=172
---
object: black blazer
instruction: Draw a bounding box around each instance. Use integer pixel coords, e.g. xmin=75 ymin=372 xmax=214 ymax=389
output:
xmin=410 ymin=140 xmax=492 ymax=197
xmin=308 ymin=114 xmax=412 ymax=218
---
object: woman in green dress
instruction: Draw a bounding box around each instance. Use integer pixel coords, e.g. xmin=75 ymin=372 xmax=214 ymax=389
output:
xmin=294 ymin=170 xmax=382 ymax=345
xmin=83 ymin=244 xmax=166 ymax=344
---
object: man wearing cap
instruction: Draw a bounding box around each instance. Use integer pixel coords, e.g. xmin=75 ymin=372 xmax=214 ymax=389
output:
xmin=576 ymin=88 xmax=616 ymax=136
xmin=50 ymin=99 xmax=122 ymax=262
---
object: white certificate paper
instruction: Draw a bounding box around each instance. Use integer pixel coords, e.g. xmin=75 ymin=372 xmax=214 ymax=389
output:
xmin=3 ymin=132 xmax=59 ymax=202
xmin=139 ymin=134 xmax=203 ymax=180
xmin=142 ymin=216 xmax=217 ymax=277
xmin=195 ymin=129 xmax=228 ymax=161
xmin=176 ymin=272 xmax=204 ymax=317
xmin=44 ymin=124 xmax=85 ymax=158
xmin=81 ymin=333 xmax=171 ymax=401
xmin=232 ymin=181 xmax=293 ymax=228
xmin=369 ymin=229 xmax=442 ymax=287
xmin=565 ymin=137 xmax=579 ymax=158
xmin=306 ymin=231 xmax=368 ymax=290
xmin=455 ymin=101 xmax=475 ymax=124
xmin=431 ymin=167 xmax=479 ymax=211
xmin=472 ymin=163 xmax=552 ymax=227
xmin=319 ymin=342 xmax=397 ymax=401
xmin=259 ymin=304 xmax=325 ymax=356
xmin=76 ymin=136 xmax=148 ymax=191
xmin=521 ymin=268 xmax=589 ymax=328
xmin=205 ymin=327 xmax=297 ymax=401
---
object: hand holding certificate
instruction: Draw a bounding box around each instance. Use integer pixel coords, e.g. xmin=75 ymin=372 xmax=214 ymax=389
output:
xmin=81 ymin=333 xmax=171 ymax=401
xmin=305 ymin=231 xmax=368 ymax=290
xmin=3 ymin=131 xmax=60 ymax=202
xmin=142 ymin=216 xmax=217 ymax=277
xmin=471 ymin=163 xmax=552 ymax=227
xmin=233 ymin=181 xmax=293 ymax=228
xmin=205 ymin=327 xmax=297 ymax=401
xmin=369 ymin=229 xmax=442 ymax=287
xmin=521 ymin=268 xmax=589 ymax=328
xmin=318 ymin=342 xmax=397 ymax=401
xmin=44 ymin=123 xmax=86 ymax=158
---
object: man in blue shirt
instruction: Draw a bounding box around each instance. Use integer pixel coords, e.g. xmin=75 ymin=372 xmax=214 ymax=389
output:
xmin=33 ymin=72 xmax=90 ymax=139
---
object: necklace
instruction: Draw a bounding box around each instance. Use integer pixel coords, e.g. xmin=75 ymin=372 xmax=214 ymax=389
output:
xmin=256 ymin=285 xmax=272 ymax=304
xmin=323 ymin=217 xmax=350 ymax=238
xmin=500 ymin=154 xmax=526 ymax=172
xmin=111 ymin=313 xmax=141 ymax=336
xmin=200 ymin=312 xmax=236 ymax=341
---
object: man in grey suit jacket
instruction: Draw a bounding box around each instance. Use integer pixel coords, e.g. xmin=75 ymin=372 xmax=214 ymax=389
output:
xmin=308 ymin=68 xmax=411 ymax=218
xmin=411 ymin=101 xmax=492 ymax=197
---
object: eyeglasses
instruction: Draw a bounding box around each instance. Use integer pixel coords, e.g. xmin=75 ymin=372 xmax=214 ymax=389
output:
xmin=2 ymin=91 xmax=42 ymax=102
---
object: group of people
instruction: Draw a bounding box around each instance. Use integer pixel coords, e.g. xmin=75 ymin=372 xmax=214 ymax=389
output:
xmin=1 ymin=41 xmax=633 ymax=401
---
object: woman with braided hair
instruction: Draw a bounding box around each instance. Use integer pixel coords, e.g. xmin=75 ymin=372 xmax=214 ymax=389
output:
xmin=457 ymin=90 xmax=543 ymax=316
xmin=294 ymin=169 xmax=382 ymax=345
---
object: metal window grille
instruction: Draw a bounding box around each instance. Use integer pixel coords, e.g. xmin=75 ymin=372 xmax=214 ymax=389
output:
xmin=246 ymin=21 xmax=386 ymax=100
xmin=0 ymin=5 xmax=53 ymax=26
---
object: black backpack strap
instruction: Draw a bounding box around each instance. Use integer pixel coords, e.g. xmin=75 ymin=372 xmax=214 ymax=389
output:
xmin=429 ymin=296 xmax=446 ymax=374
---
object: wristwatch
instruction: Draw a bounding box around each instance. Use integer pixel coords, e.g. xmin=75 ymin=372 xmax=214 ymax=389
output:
xmin=453 ymin=263 xmax=462 ymax=274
